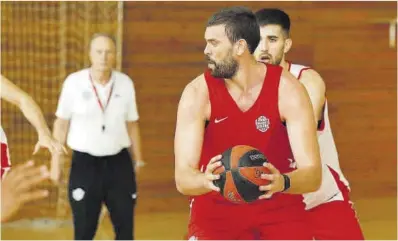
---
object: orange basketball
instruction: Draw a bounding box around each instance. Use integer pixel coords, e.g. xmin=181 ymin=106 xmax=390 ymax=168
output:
xmin=213 ymin=145 xmax=271 ymax=204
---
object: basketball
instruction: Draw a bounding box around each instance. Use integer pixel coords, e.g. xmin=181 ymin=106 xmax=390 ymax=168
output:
xmin=213 ymin=145 xmax=271 ymax=204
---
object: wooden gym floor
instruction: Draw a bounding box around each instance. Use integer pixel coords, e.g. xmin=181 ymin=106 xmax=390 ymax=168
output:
xmin=1 ymin=167 xmax=397 ymax=240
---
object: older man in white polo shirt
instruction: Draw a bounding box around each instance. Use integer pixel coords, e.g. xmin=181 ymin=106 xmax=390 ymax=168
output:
xmin=51 ymin=33 xmax=144 ymax=240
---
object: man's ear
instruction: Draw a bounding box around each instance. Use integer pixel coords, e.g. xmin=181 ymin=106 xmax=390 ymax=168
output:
xmin=284 ymin=38 xmax=292 ymax=54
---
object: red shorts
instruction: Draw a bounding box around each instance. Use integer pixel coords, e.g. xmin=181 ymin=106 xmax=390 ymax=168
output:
xmin=306 ymin=167 xmax=364 ymax=240
xmin=187 ymin=197 xmax=311 ymax=240
xmin=188 ymin=221 xmax=310 ymax=240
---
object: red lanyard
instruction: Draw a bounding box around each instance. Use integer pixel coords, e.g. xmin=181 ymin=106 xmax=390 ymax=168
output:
xmin=89 ymin=72 xmax=115 ymax=114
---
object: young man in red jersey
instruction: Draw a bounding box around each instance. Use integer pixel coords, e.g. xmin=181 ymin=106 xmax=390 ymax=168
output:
xmin=253 ymin=8 xmax=364 ymax=240
xmin=174 ymin=6 xmax=322 ymax=240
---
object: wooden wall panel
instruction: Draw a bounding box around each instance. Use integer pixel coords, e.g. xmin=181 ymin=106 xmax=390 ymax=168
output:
xmin=312 ymin=15 xmax=397 ymax=196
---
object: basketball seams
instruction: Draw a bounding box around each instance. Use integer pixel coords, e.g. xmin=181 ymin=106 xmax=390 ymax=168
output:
xmin=214 ymin=171 xmax=227 ymax=195
xmin=224 ymin=171 xmax=246 ymax=204
xmin=230 ymin=145 xmax=256 ymax=169
xmin=232 ymin=169 xmax=263 ymax=203
xmin=216 ymin=145 xmax=271 ymax=204
xmin=222 ymin=147 xmax=233 ymax=170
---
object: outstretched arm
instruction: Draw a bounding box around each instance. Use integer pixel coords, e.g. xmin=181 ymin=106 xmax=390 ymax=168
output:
xmin=0 ymin=75 xmax=66 ymax=155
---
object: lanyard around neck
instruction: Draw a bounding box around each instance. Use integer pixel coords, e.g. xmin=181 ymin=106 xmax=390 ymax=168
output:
xmin=89 ymin=72 xmax=115 ymax=113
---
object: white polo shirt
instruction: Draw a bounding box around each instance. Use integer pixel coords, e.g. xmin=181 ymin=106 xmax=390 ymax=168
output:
xmin=56 ymin=68 xmax=139 ymax=157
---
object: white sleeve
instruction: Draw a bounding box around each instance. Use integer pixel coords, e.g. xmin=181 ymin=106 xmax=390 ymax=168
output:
xmin=55 ymin=75 xmax=74 ymax=120
xmin=126 ymin=78 xmax=139 ymax=122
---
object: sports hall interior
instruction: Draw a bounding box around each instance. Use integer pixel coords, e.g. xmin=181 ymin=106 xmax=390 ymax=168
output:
xmin=1 ymin=1 xmax=396 ymax=240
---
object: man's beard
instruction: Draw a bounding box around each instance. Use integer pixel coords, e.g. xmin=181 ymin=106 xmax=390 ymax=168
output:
xmin=207 ymin=54 xmax=238 ymax=79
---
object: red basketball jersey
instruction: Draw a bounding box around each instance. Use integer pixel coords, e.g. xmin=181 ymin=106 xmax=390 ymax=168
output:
xmin=194 ymin=64 xmax=304 ymax=212
xmin=1 ymin=126 xmax=11 ymax=178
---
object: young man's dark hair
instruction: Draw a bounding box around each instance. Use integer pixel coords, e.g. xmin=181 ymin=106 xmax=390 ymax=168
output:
xmin=255 ymin=8 xmax=291 ymax=37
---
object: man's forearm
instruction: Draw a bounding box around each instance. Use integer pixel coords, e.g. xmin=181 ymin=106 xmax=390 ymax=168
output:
xmin=283 ymin=166 xmax=321 ymax=194
xmin=52 ymin=118 xmax=69 ymax=160
xmin=175 ymin=168 xmax=212 ymax=196
xmin=1 ymin=75 xmax=51 ymax=137
xmin=19 ymin=96 xmax=51 ymax=138
xmin=128 ymin=122 xmax=143 ymax=161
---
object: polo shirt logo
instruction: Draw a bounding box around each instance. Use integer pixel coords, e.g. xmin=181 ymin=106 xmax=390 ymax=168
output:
xmin=72 ymin=188 xmax=85 ymax=201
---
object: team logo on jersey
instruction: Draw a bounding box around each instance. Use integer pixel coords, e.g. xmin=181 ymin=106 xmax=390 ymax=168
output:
xmin=214 ymin=116 xmax=228 ymax=124
xmin=255 ymin=115 xmax=270 ymax=132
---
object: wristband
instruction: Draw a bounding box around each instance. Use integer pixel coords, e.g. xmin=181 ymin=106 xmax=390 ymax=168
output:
xmin=282 ymin=174 xmax=290 ymax=192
